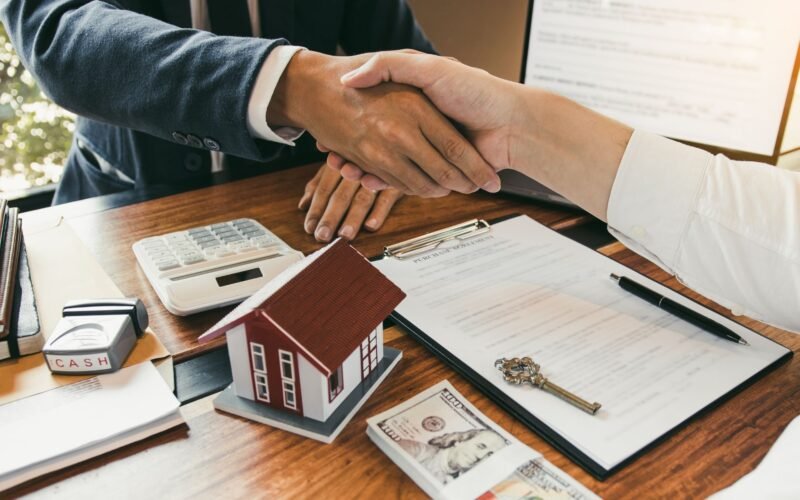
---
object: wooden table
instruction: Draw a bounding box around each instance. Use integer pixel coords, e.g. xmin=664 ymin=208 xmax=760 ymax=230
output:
xmin=12 ymin=163 xmax=799 ymax=498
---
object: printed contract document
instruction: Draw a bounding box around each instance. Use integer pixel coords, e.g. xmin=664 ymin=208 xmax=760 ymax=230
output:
xmin=373 ymin=216 xmax=789 ymax=472
xmin=524 ymin=0 xmax=800 ymax=157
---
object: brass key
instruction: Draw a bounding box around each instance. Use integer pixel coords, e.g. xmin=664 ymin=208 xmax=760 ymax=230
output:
xmin=495 ymin=357 xmax=602 ymax=415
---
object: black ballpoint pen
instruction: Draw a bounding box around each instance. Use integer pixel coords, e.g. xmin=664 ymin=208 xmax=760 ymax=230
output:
xmin=610 ymin=274 xmax=749 ymax=346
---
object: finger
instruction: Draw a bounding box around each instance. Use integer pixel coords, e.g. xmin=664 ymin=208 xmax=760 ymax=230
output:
xmin=298 ymin=166 xmax=324 ymax=210
xmin=341 ymin=52 xmax=444 ymax=90
xmin=316 ymin=141 xmax=331 ymax=153
xmin=376 ymin=154 xmax=449 ymax=197
xmin=364 ymin=189 xmax=404 ymax=232
xmin=304 ymin=167 xmax=341 ymax=234
xmin=326 ymin=151 xmax=346 ymax=171
xmin=314 ymin=180 xmax=360 ymax=242
xmin=419 ymin=114 xmax=500 ymax=193
xmin=405 ymin=129 xmax=478 ymax=194
xmin=361 ymin=174 xmax=391 ymax=192
xmin=337 ymin=187 xmax=378 ymax=240
xmin=340 ymin=162 xmax=365 ymax=181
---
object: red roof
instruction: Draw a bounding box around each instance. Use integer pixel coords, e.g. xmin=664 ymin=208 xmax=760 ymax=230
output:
xmin=200 ymin=240 xmax=405 ymax=375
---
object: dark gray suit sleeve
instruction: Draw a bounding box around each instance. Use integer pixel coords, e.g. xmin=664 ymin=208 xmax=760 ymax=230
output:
xmin=0 ymin=0 xmax=286 ymax=161
xmin=339 ymin=0 xmax=436 ymax=55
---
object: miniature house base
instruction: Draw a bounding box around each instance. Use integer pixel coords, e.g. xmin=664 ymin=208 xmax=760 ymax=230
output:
xmin=214 ymin=348 xmax=402 ymax=443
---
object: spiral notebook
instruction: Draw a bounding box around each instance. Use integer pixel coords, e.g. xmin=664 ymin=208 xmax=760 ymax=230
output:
xmin=372 ymin=215 xmax=791 ymax=480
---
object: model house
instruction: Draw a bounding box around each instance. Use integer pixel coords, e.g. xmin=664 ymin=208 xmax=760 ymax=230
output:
xmin=198 ymin=239 xmax=405 ymax=442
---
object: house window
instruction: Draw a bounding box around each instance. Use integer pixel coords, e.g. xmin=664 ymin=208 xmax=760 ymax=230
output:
xmin=250 ymin=342 xmax=269 ymax=402
xmin=328 ymin=365 xmax=344 ymax=402
xmin=361 ymin=329 xmax=379 ymax=380
xmin=279 ymin=350 xmax=295 ymax=380
xmin=278 ymin=350 xmax=297 ymax=410
xmin=254 ymin=373 xmax=270 ymax=402
xmin=283 ymin=380 xmax=297 ymax=410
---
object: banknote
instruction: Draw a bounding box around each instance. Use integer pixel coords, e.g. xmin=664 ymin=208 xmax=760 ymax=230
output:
xmin=373 ymin=383 xmax=510 ymax=486
xmin=478 ymin=458 xmax=596 ymax=500
xmin=367 ymin=380 xmax=599 ymax=499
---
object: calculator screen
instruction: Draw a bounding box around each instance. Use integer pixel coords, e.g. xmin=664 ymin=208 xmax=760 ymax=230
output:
xmin=216 ymin=268 xmax=263 ymax=287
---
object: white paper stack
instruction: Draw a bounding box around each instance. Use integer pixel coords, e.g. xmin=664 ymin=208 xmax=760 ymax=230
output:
xmin=0 ymin=362 xmax=183 ymax=491
xmin=367 ymin=380 xmax=598 ymax=499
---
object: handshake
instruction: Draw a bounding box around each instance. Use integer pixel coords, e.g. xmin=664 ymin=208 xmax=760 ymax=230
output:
xmin=272 ymin=50 xmax=632 ymax=240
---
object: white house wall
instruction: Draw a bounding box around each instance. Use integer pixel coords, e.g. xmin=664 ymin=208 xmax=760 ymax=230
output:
xmin=376 ymin=324 xmax=384 ymax=362
xmin=295 ymin=324 xmax=387 ymax=421
xmin=298 ymin=353 xmax=326 ymax=422
xmin=227 ymin=324 xmax=253 ymax=401
xmin=319 ymin=347 xmax=361 ymax=419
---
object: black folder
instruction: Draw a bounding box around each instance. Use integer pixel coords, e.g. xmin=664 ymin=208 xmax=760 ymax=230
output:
xmin=373 ymin=215 xmax=792 ymax=480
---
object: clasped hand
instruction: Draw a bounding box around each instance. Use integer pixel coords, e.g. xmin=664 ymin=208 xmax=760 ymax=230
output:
xmin=272 ymin=51 xmax=504 ymax=241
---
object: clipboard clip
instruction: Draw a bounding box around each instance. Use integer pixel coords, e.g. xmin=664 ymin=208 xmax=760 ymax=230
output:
xmin=383 ymin=219 xmax=491 ymax=260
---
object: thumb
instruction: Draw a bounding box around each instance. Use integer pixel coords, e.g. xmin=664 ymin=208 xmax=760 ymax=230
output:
xmin=341 ymin=52 xmax=442 ymax=90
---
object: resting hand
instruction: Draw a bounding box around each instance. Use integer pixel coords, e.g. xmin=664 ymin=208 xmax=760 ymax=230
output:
xmin=329 ymin=52 xmax=522 ymax=190
xmin=298 ymin=164 xmax=403 ymax=242
xmin=267 ymin=51 xmax=500 ymax=197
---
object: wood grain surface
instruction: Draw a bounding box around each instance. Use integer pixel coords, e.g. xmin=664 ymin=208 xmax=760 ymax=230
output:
xmin=13 ymin=163 xmax=799 ymax=499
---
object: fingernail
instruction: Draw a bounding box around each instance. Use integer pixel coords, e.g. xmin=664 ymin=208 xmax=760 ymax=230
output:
xmin=339 ymin=225 xmax=354 ymax=239
xmin=482 ymin=178 xmax=501 ymax=193
xmin=315 ymin=226 xmax=331 ymax=242
xmin=365 ymin=218 xmax=379 ymax=230
xmin=305 ymin=219 xmax=318 ymax=234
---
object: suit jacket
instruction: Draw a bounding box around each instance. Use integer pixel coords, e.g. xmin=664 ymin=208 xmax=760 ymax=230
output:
xmin=0 ymin=0 xmax=434 ymax=203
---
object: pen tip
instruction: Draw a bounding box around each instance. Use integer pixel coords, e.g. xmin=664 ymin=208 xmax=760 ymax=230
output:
xmin=738 ymin=339 xmax=749 ymax=346
xmin=610 ymin=273 xmax=620 ymax=282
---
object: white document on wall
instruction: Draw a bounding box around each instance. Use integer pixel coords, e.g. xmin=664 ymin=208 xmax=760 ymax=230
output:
xmin=524 ymin=0 xmax=800 ymax=157
xmin=372 ymin=216 xmax=789 ymax=472
xmin=0 ymin=362 xmax=183 ymax=491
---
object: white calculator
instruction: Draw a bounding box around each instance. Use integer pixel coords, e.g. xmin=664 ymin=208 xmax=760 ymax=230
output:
xmin=133 ymin=218 xmax=303 ymax=316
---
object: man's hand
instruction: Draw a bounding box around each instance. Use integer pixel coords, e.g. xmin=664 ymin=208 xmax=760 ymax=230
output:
xmin=319 ymin=52 xmax=523 ymax=191
xmin=299 ymin=164 xmax=403 ymax=242
xmin=267 ymin=51 xmax=500 ymax=198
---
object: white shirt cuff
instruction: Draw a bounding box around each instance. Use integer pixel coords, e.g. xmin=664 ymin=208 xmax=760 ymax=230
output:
xmin=606 ymin=130 xmax=712 ymax=271
xmin=247 ymin=45 xmax=307 ymax=145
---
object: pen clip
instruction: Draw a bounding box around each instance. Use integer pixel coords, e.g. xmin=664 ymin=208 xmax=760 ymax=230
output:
xmin=383 ymin=219 xmax=491 ymax=260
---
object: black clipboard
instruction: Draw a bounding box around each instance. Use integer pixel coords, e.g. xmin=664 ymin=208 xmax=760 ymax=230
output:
xmin=373 ymin=215 xmax=793 ymax=480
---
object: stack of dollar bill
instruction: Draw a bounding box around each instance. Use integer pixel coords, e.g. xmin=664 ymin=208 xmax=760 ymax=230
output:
xmin=366 ymin=380 xmax=599 ymax=499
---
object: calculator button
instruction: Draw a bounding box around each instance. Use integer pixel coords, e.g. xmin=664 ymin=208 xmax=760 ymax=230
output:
xmin=193 ymin=235 xmax=217 ymax=244
xmin=198 ymin=239 xmax=221 ymax=249
xmin=232 ymin=218 xmax=254 ymax=227
xmin=148 ymin=250 xmax=175 ymax=261
xmin=242 ymin=228 xmax=266 ymax=238
xmin=210 ymin=223 xmax=229 ymax=230
xmin=222 ymin=234 xmax=244 ymax=243
xmin=188 ymin=228 xmax=209 ymax=235
xmin=141 ymin=238 xmax=167 ymax=249
xmin=190 ymin=232 xmax=214 ymax=241
xmin=236 ymin=244 xmax=256 ymax=253
xmin=181 ymin=254 xmax=205 ymax=265
xmin=165 ymin=233 xmax=189 ymax=242
xmin=250 ymin=235 xmax=274 ymax=245
xmin=215 ymin=248 xmax=235 ymax=257
xmin=214 ymin=230 xmax=237 ymax=239
xmin=155 ymin=259 xmax=180 ymax=271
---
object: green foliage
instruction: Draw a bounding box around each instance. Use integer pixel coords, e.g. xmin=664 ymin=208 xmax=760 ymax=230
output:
xmin=0 ymin=23 xmax=74 ymax=193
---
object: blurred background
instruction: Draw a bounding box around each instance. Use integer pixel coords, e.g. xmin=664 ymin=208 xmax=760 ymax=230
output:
xmin=0 ymin=1 xmax=797 ymax=201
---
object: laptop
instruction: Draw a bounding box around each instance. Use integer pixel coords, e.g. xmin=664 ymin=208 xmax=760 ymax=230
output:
xmin=501 ymin=0 xmax=800 ymax=206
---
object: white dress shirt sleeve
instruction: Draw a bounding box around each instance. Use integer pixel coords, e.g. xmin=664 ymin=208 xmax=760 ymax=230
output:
xmin=607 ymin=130 xmax=800 ymax=333
xmin=246 ymin=45 xmax=306 ymax=145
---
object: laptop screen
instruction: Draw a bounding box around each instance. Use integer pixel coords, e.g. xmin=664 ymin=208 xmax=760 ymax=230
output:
xmin=521 ymin=0 xmax=800 ymax=163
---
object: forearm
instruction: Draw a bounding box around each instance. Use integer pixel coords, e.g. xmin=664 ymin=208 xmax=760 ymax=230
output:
xmin=511 ymin=89 xmax=633 ymax=221
xmin=607 ymin=132 xmax=800 ymax=332
xmin=2 ymin=0 xmax=283 ymax=160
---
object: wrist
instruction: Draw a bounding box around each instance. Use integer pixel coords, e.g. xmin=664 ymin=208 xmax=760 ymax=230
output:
xmin=267 ymin=50 xmax=335 ymax=130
